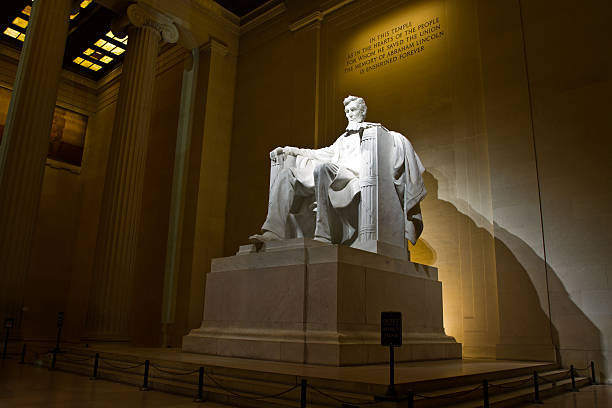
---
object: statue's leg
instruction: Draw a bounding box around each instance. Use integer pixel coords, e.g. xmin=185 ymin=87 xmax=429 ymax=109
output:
xmin=313 ymin=162 xmax=339 ymax=243
xmin=261 ymin=168 xmax=298 ymax=238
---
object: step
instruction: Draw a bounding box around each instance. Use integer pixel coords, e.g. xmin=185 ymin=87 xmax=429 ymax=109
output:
xmin=446 ymin=376 xmax=590 ymax=408
xmin=412 ymin=368 xmax=570 ymax=407
xmin=395 ymin=362 xmax=559 ymax=395
xmin=39 ymin=347 xmax=586 ymax=408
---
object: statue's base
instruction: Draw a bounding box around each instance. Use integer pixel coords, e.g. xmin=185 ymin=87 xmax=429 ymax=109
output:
xmin=183 ymin=239 xmax=461 ymax=366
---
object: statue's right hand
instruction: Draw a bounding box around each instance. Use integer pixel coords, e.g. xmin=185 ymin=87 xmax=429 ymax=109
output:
xmin=270 ymin=146 xmax=284 ymax=159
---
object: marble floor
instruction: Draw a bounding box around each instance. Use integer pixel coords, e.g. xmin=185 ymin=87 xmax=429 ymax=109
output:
xmin=0 ymin=360 xmax=231 ymax=408
xmin=521 ymin=385 xmax=612 ymax=407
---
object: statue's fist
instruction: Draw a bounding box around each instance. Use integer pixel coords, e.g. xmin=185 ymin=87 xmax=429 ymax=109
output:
xmin=283 ymin=146 xmax=300 ymax=156
xmin=269 ymin=146 xmax=284 ymax=159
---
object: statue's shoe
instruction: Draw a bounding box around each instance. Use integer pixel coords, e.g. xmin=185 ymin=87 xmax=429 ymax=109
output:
xmin=248 ymin=231 xmax=281 ymax=244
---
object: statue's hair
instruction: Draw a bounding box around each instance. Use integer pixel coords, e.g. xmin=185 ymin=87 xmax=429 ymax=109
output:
xmin=343 ymin=95 xmax=367 ymax=116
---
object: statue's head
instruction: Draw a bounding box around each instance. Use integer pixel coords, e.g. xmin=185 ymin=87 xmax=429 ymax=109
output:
xmin=343 ymin=95 xmax=367 ymax=123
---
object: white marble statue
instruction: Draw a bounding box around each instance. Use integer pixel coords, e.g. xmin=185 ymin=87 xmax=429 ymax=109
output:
xmin=250 ymin=95 xmax=426 ymax=250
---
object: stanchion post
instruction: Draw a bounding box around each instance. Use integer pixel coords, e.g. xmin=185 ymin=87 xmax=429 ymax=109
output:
xmin=570 ymin=365 xmax=577 ymax=392
xmin=407 ymin=390 xmax=414 ymax=408
xmin=590 ymin=361 xmax=597 ymax=384
xmin=55 ymin=312 xmax=64 ymax=352
xmin=2 ymin=318 xmax=13 ymax=360
xmin=194 ymin=366 xmax=204 ymax=402
xmin=300 ymin=379 xmax=307 ymax=408
xmin=51 ymin=348 xmax=57 ymax=369
xmin=386 ymin=345 xmax=397 ymax=397
xmin=140 ymin=360 xmax=150 ymax=391
xmin=19 ymin=343 xmax=26 ymax=364
xmin=2 ymin=329 xmax=8 ymax=359
xmin=483 ymin=379 xmax=489 ymax=408
xmin=533 ymin=371 xmax=541 ymax=403
xmin=90 ymin=353 xmax=99 ymax=380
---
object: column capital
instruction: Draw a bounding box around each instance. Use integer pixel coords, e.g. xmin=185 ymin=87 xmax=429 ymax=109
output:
xmin=113 ymin=3 xmax=179 ymax=44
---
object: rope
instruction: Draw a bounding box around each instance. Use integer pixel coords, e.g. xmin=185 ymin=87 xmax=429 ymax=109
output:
xmin=99 ymin=359 xmax=145 ymax=370
xmin=59 ymin=354 xmax=92 ymax=363
xmin=489 ymin=378 xmax=533 ymax=390
xmin=415 ymin=384 xmax=483 ymax=400
xmin=573 ymin=364 xmax=590 ymax=371
xmin=204 ymin=371 xmax=299 ymax=401
xmin=150 ymin=363 xmax=200 ymax=376
xmin=307 ymin=383 xmax=379 ymax=405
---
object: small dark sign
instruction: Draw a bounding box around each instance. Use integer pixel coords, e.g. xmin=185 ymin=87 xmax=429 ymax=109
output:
xmin=57 ymin=312 xmax=64 ymax=328
xmin=381 ymin=311 xmax=402 ymax=346
xmin=4 ymin=318 xmax=14 ymax=329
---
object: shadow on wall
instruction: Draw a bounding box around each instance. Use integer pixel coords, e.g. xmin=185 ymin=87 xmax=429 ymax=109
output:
xmin=416 ymin=171 xmax=607 ymax=382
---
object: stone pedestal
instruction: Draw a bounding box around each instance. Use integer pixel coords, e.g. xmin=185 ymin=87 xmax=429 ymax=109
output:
xmin=183 ymin=239 xmax=461 ymax=365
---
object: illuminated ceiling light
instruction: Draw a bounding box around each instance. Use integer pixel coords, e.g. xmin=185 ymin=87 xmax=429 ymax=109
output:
xmin=22 ymin=6 xmax=31 ymax=16
xmin=3 ymin=27 xmax=20 ymax=39
xmin=13 ymin=17 xmax=28 ymax=29
xmin=94 ymin=39 xmax=106 ymax=48
xmin=80 ymin=60 xmax=92 ymax=68
xmin=70 ymin=0 xmax=92 ymax=20
xmin=101 ymin=42 xmax=115 ymax=52
xmin=17 ymin=33 xmax=25 ymax=42
xmin=105 ymin=30 xmax=128 ymax=44
xmin=73 ymin=57 xmax=84 ymax=64
xmin=83 ymin=48 xmax=94 ymax=56
xmin=110 ymin=47 xmax=125 ymax=55
xmin=90 ymin=64 xmax=102 ymax=71
xmin=100 ymin=55 xmax=113 ymax=64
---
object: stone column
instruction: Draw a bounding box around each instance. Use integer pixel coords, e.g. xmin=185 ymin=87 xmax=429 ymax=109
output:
xmin=85 ymin=4 xmax=178 ymax=339
xmin=0 ymin=0 xmax=74 ymax=327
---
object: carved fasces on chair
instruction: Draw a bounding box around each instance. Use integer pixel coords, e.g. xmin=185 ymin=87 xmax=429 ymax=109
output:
xmin=355 ymin=126 xmax=408 ymax=260
xmin=358 ymin=128 xmax=377 ymax=241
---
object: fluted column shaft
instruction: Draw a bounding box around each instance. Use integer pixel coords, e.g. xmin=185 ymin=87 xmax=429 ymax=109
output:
xmin=0 ymin=0 xmax=72 ymax=326
xmin=85 ymin=5 xmax=178 ymax=339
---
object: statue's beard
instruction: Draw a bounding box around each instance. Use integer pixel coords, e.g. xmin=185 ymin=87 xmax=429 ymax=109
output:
xmin=346 ymin=118 xmax=365 ymax=130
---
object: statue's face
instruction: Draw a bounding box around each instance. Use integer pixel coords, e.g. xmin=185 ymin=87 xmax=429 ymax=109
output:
xmin=345 ymin=100 xmax=366 ymax=123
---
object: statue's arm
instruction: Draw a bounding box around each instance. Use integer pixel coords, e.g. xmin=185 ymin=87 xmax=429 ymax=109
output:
xmin=282 ymin=144 xmax=335 ymax=162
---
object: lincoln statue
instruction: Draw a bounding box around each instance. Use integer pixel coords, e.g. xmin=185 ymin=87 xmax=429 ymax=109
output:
xmin=250 ymin=95 xmax=427 ymax=248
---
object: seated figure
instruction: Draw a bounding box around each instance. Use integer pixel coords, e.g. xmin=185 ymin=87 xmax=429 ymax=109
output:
xmin=250 ymin=96 xmax=426 ymax=255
